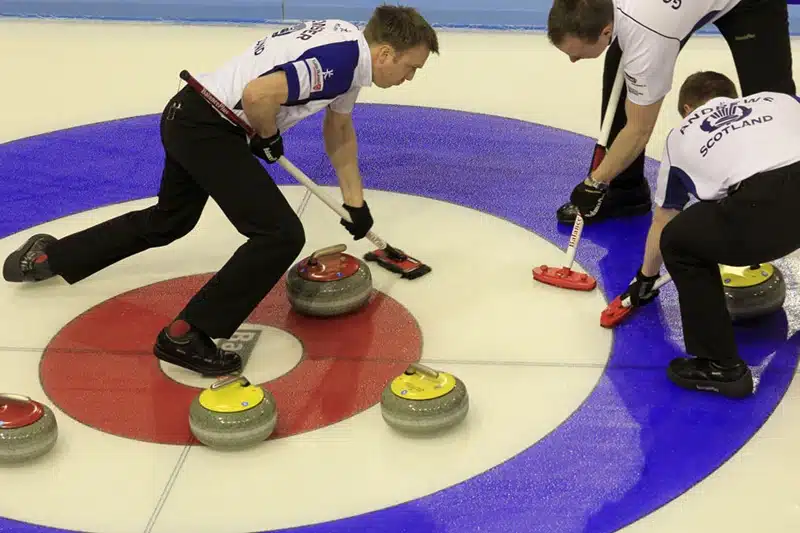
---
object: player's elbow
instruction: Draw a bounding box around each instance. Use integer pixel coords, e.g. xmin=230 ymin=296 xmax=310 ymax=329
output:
xmin=626 ymin=116 xmax=657 ymax=140
xmin=625 ymin=99 xmax=663 ymax=138
xmin=324 ymin=108 xmax=353 ymax=136
xmin=242 ymin=72 xmax=289 ymax=111
xmin=653 ymin=205 xmax=680 ymax=225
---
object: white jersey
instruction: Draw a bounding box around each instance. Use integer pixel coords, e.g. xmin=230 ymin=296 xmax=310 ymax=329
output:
xmin=196 ymin=19 xmax=371 ymax=132
xmin=612 ymin=0 xmax=742 ymax=106
xmin=654 ymin=92 xmax=800 ymax=210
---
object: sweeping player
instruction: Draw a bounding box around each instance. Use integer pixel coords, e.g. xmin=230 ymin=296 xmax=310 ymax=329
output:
xmin=613 ymin=71 xmax=800 ymax=398
xmin=546 ymin=0 xmax=796 ymax=225
xmin=2 ymin=6 xmax=439 ymax=377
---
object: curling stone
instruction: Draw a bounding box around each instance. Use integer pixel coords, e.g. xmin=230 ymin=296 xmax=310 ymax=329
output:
xmin=0 ymin=394 xmax=58 ymax=464
xmin=381 ymin=363 xmax=469 ymax=434
xmin=189 ymin=376 xmax=277 ymax=450
xmin=720 ymin=263 xmax=786 ymax=322
xmin=286 ymin=244 xmax=373 ymax=317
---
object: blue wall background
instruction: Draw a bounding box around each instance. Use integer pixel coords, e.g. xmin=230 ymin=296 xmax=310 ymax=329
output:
xmin=0 ymin=0 xmax=799 ymax=33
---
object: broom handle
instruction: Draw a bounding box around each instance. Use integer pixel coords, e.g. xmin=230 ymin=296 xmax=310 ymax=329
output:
xmin=564 ymin=62 xmax=626 ymax=268
xmin=276 ymin=157 xmax=389 ymax=250
xmin=599 ymin=63 xmax=626 ymax=148
xmin=178 ymin=69 xmax=389 ymax=251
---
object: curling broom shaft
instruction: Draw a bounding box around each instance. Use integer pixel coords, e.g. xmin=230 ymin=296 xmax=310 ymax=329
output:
xmin=179 ymin=70 xmax=257 ymax=137
xmin=562 ymin=63 xmax=625 ymax=270
xmin=598 ymin=64 xmax=626 ymax=148
xmin=563 ymin=212 xmax=584 ymax=269
xmin=277 ymin=157 xmax=388 ymax=250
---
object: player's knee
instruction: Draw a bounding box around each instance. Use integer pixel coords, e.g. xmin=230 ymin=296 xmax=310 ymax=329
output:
xmin=659 ymin=217 xmax=684 ymax=261
xmin=282 ymin=215 xmax=306 ymax=257
xmin=145 ymin=209 xmax=202 ymax=247
xmin=249 ymin=212 xmax=306 ymax=259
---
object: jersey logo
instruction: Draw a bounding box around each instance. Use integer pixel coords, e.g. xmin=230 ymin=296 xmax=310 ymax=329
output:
xmin=696 ymin=99 xmax=775 ymax=158
xmin=306 ymin=57 xmax=325 ymax=93
xmin=700 ymin=102 xmax=752 ymax=132
xmin=296 ymin=20 xmax=327 ymax=41
xmin=271 ymin=22 xmax=307 ymax=38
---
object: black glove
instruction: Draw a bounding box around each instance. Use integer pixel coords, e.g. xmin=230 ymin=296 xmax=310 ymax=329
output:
xmin=622 ymin=268 xmax=661 ymax=307
xmin=249 ymin=131 xmax=283 ymax=163
xmin=340 ymin=202 xmax=373 ymax=240
xmin=569 ymin=178 xmax=607 ymax=217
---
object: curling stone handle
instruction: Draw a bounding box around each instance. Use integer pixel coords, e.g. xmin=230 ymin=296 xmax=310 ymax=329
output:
xmin=210 ymin=375 xmax=251 ymax=390
xmin=309 ymin=244 xmax=348 ymax=262
xmin=0 ymin=393 xmax=32 ymax=403
xmin=407 ymin=362 xmax=439 ymax=378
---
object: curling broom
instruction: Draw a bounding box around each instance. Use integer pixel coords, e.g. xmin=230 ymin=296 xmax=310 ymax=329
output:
xmin=178 ymin=69 xmax=432 ymax=280
xmin=600 ymin=273 xmax=672 ymax=328
xmin=532 ymin=61 xmax=626 ymax=291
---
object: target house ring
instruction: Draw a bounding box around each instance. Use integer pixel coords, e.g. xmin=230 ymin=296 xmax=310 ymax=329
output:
xmin=38 ymin=272 xmax=422 ymax=444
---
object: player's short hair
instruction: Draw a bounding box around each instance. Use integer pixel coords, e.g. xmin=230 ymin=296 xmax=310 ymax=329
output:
xmin=678 ymin=71 xmax=739 ymax=115
xmin=363 ymin=4 xmax=439 ymax=55
xmin=547 ymin=0 xmax=614 ymax=45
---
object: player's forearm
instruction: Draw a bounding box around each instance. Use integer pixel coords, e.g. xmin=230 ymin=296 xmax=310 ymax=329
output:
xmin=591 ymin=124 xmax=652 ymax=184
xmin=241 ymin=97 xmax=281 ymax=138
xmin=324 ymin=117 xmax=364 ymax=206
xmin=241 ymin=74 xmax=288 ymax=138
xmin=641 ymin=207 xmax=679 ymax=277
xmin=641 ymin=222 xmax=665 ymax=277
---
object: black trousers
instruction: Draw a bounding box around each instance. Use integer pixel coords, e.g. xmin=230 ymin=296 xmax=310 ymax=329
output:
xmin=46 ymin=86 xmax=306 ymax=339
xmin=603 ymin=0 xmax=796 ymax=190
xmin=660 ymin=160 xmax=800 ymax=364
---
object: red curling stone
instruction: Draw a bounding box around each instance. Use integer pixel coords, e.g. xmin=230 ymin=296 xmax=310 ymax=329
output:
xmin=286 ymin=244 xmax=373 ymax=317
xmin=0 ymin=394 xmax=59 ymax=463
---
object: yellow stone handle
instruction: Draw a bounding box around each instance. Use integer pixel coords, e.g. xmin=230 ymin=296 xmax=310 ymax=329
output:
xmin=210 ymin=375 xmax=250 ymax=390
xmin=406 ymin=362 xmax=439 ymax=378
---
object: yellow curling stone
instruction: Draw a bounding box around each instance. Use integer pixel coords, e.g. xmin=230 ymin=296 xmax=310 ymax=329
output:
xmin=380 ymin=363 xmax=469 ymax=434
xmin=189 ymin=376 xmax=277 ymax=450
xmin=720 ymin=263 xmax=786 ymax=322
xmin=0 ymin=394 xmax=58 ymax=464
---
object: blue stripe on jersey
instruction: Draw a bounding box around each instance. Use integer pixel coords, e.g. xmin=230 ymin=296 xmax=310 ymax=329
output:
xmin=794 ymin=95 xmax=800 ymax=104
xmin=662 ymin=165 xmax=694 ymax=210
xmin=281 ymin=40 xmax=360 ymax=104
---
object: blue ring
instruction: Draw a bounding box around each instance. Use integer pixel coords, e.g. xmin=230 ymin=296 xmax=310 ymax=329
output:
xmin=0 ymin=104 xmax=797 ymax=533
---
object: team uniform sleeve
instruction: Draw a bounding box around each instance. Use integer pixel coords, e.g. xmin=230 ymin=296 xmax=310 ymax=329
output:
xmin=328 ymin=87 xmax=361 ymax=114
xmin=654 ymin=134 xmax=690 ymax=210
xmin=620 ymin=23 xmax=681 ymax=107
xmin=274 ymin=40 xmax=360 ymax=105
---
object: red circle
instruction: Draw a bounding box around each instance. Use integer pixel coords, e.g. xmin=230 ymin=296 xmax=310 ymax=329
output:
xmin=297 ymin=252 xmax=361 ymax=281
xmin=0 ymin=396 xmax=44 ymax=429
xmin=39 ymin=273 xmax=421 ymax=444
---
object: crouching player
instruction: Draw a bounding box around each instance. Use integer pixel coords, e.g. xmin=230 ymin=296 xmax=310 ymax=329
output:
xmin=616 ymin=71 xmax=800 ymax=398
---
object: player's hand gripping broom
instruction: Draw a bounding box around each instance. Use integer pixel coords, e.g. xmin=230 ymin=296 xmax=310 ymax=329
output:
xmin=600 ymin=272 xmax=672 ymax=328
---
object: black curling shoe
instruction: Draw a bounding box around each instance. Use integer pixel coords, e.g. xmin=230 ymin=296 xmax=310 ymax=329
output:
xmin=667 ymin=357 xmax=753 ymax=398
xmin=3 ymin=233 xmax=57 ymax=282
xmin=153 ymin=327 xmax=242 ymax=377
